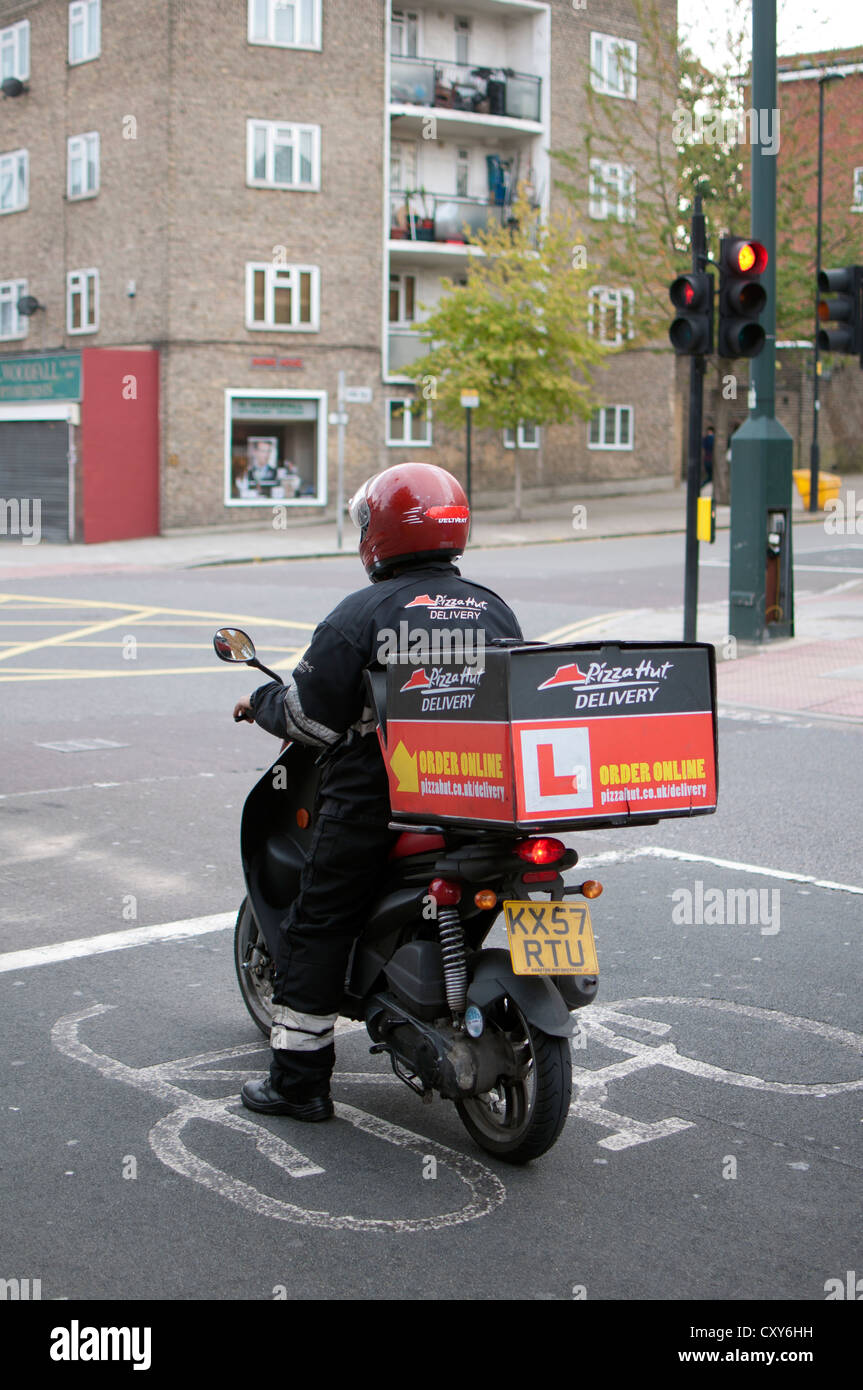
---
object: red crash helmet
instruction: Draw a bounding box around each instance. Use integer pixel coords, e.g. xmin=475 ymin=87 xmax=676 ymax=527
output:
xmin=349 ymin=463 xmax=470 ymax=579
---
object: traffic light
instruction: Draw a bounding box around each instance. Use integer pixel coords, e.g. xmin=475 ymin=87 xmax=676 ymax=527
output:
xmin=817 ymin=266 xmax=863 ymax=360
xmin=717 ymin=237 xmax=768 ymax=358
xmin=668 ymin=271 xmax=714 ymax=355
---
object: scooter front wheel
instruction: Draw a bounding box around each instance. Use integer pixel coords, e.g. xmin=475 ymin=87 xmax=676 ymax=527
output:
xmin=455 ymin=997 xmax=572 ymax=1164
xmin=234 ymin=897 xmax=275 ymax=1038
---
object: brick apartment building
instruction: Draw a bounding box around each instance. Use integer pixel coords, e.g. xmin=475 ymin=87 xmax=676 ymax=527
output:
xmin=0 ymin=0 xmax=679 ymax=541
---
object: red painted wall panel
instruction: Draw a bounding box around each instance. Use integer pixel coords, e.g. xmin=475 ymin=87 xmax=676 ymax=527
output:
xmin=81 ymin=348 xmax=160 ymax=543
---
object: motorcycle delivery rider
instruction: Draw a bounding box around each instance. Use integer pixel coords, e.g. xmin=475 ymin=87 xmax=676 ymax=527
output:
xmin=233 ymin=462 xmax=524 ymax=1121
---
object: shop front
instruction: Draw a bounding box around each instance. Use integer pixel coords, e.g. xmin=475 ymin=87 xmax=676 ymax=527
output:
xmin=0 ymin=349 xmax=159 ymax=543
xmin=224 ymin=389 xmax=327 ymax=508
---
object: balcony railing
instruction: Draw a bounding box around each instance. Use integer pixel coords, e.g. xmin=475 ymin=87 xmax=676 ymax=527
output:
xmin=388 ymin=328 xmax=431 ymax=372
xmin=391 ymin=56 xmax=541 ymax=123
xmin=389 ymin=190 xmax=540 ymax=249
xmin=390 ymin=191 xmax=510 ymax=243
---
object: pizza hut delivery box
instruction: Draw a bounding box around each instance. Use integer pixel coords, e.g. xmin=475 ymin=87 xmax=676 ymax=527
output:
xmin=371 ymin=641 xmax=718 ymax=831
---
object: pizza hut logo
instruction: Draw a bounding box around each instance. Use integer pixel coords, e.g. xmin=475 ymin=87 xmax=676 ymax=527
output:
xmin=400 ymin=668 xmax=432 ymax=692
xmin=403 ymin=594 xmax=488 ymax=613
xmin=538 ymin=658 xmax=674 ymax=691
xmin=537 ymin=662 xmax=589 ymax=690
xmin=400 ymin=667 xmax=483 ymax=694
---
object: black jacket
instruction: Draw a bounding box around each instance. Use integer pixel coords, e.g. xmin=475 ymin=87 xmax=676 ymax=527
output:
xmin=250 ymin=560 xmax=523 ymax=810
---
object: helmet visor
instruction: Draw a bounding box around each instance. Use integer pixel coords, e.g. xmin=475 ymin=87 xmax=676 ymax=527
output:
xmin=348 ymin=479 xmax=371 ymax=532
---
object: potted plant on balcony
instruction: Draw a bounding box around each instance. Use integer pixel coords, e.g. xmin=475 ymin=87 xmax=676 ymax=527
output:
xmin=414 ymin=187 xmax=435 ymax=240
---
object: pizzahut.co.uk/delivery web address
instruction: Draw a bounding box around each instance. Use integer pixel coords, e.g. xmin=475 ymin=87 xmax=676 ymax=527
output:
xmin=419 ymin=778 xmax=507 ymax=800
xmin=601 ymin=781 xmax=708 ymax=805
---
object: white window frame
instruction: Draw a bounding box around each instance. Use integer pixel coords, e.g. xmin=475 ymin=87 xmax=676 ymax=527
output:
xmin=247 ymin=0 xmax=322 ymax=51
xmin=246 ymin=120 xmax=321 ymax=191
xmin=0 ymin=148 xmax=28 ymax=215
xmin=68 ymin=0 xmax=100 ymax=65
xmin=852 ymin=167 xmax=863 ymax=212
xmin=391 ymin=9 xmax=419 ymax=57
xmin=390 ymin=139 xmax=418 ymax=193
xmin=223 ymin=388 xmax=327 ymax=509
xmin=588 ymin=285 xmax=635 ymax=345
xmin=0 ymin=279 xmax=29 ymax=340
xmin=588 ymin=404 xmax=633 ymax=451
xmin=67 ymin=132 xmax=100 ymax=200
xmin=503 ymin=423 xmax=539 ymax=449
xmin=387 ymin=398 xmax=432 ymax=446
xmin=245 ymin=262 xmax=320 ymax=331
xmin=67 ymin=267 xmax=99 ymax=334
xmin=590 ymin=32 xmax=637 ymax=100
xmin=589 ymin=158 xmax=636 ymax=222
xmin=456 ymin=147 xmax=470 ymax=197
xmin=1 ymin=19 xmax=29 ymax=82
xmin=454 ymin=16 xmax=471 ymax=66
xmin=389 ymin=272 xmax=416 ymax=325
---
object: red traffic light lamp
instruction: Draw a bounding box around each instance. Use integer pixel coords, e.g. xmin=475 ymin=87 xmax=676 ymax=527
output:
xmin=816 ymin=266 xmax=863 ymax=360
xmin=668 ymin=271 xmax=714 ymax=355
xmin=718 ymin=237 xmax=768 ymax=358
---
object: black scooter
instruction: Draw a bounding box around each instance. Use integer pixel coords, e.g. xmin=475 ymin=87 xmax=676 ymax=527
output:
xmin=214 ymin=626 xmax=601 ymax=1164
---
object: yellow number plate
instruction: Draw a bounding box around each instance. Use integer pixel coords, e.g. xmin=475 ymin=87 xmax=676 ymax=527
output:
xmin=503 ymin=900 xmax=599 ymax=976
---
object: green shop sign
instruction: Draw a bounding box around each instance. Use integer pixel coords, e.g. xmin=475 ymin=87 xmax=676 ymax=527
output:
xmin=0 ymin=353 xmax=82 ymax=402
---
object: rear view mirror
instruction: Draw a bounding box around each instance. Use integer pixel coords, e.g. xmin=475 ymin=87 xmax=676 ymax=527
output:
xmin=213 ymin=628 xmax=256 ymax=663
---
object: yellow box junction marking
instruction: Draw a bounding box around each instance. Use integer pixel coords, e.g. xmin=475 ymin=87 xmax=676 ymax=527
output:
xmin=0 ymin=594 xmax=311 ymax=682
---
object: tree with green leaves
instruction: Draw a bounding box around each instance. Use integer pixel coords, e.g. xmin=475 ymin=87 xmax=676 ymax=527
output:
xmin=553 ymin=0 xmax=859 ymax=500
xmin=401 ymin=189 xmax=607 ymax=518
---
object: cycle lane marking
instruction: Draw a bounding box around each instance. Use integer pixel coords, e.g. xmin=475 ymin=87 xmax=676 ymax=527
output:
xmin=50 ymin=1005 xmax=506 ymax=1233
xmin=569 ymin=998 xmax=863 ymax=1151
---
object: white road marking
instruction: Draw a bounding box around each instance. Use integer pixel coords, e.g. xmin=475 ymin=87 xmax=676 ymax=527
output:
xmin=701 ymin=560 xmax=863 ymax=575
xmin=0 ymin=914 xmax=235 ymax=974
xmin=51 ymin=1005 xmax=506 ymax=1232
xmin=575 ymin=845 xmax=863 ymax=895
xmin=0 ymin=771 xmax=233 ymax=801
xmin=568 ymin=997 xmax=863 ymax=1150
xmin=2 ymin=842 xmax=860 ymax=977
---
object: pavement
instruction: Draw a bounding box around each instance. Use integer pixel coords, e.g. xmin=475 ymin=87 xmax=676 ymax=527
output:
xmin=1 ymin=471 xmax=861 ymax=723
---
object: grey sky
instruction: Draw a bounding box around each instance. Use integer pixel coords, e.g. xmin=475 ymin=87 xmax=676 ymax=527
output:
xmin=678 ymin=0 xmax=863 ymax=68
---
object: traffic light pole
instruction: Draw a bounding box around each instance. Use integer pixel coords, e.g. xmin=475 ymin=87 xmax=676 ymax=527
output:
xmin=809 ymin=76 xmax=828 ymax=512
xmin=683 ymin=195 xmax=707 ymax=642
xmin=728 ymin=0 xmax=794 ymax=645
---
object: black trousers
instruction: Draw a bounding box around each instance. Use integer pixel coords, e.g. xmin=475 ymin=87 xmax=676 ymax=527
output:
xmin=269 ymin=799 xmax=398 ymax=1093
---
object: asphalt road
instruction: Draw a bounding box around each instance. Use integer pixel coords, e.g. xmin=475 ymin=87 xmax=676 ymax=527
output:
xmin=1 ymin=530 xmax=861 ymax=1321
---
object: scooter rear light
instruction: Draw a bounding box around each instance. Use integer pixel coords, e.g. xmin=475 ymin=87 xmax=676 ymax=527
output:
xmin=474 ymin=889 xmax=498 ymax=909
xmin=515 ymin=837 xmax=566 ymax=865
xmin=581 ymin=880 xmax=603 ymax=899
xmin=521 ymin=869 xmax=559 ymax=884
xmin=429 ymin=877 xmax=462 ymax=906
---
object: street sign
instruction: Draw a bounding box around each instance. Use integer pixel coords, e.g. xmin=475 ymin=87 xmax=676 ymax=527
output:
xmin=328 ymin=411 xmax=349 ymax=425
xmin=344 ymin=386 xmax=373 ymax=404
xmin=460 ymin=391 xmax=480 ymax=409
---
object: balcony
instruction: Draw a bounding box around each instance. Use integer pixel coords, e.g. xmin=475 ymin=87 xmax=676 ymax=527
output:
xmin=388 ymin=328 xmax=432 ymax=373
xmin=388 ymin=190 xmax=539 ymax=265
xmin=391 ymin=56 xmax=541 ymax=128
xmin=390 ymin=191 xmax=507 ymax=241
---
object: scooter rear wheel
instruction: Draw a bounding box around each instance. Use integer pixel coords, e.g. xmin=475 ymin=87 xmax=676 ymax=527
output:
xmin=234 ymin=898 xmax=275 ymax=1038
xmin=455 ymin=997 xmax=572 ymax=1164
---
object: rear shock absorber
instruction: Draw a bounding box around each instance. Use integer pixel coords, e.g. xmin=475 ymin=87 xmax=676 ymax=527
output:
xmin=429 ymin=879 xmax=467 ymax=1018
xmin=438 ymin=905 xmax=468 ymax=1016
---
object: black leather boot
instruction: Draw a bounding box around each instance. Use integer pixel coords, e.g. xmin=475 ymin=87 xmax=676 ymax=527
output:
xmin=240 ymin=1076 xmax=334 ymax=1121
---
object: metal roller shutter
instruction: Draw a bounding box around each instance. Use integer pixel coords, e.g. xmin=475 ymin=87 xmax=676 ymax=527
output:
xmin=0 ymin=420 xmax=71 ymax=543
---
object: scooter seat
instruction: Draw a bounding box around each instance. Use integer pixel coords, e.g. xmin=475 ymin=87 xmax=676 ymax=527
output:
xmin=389 ymin=831 xmax=446 ymax=860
